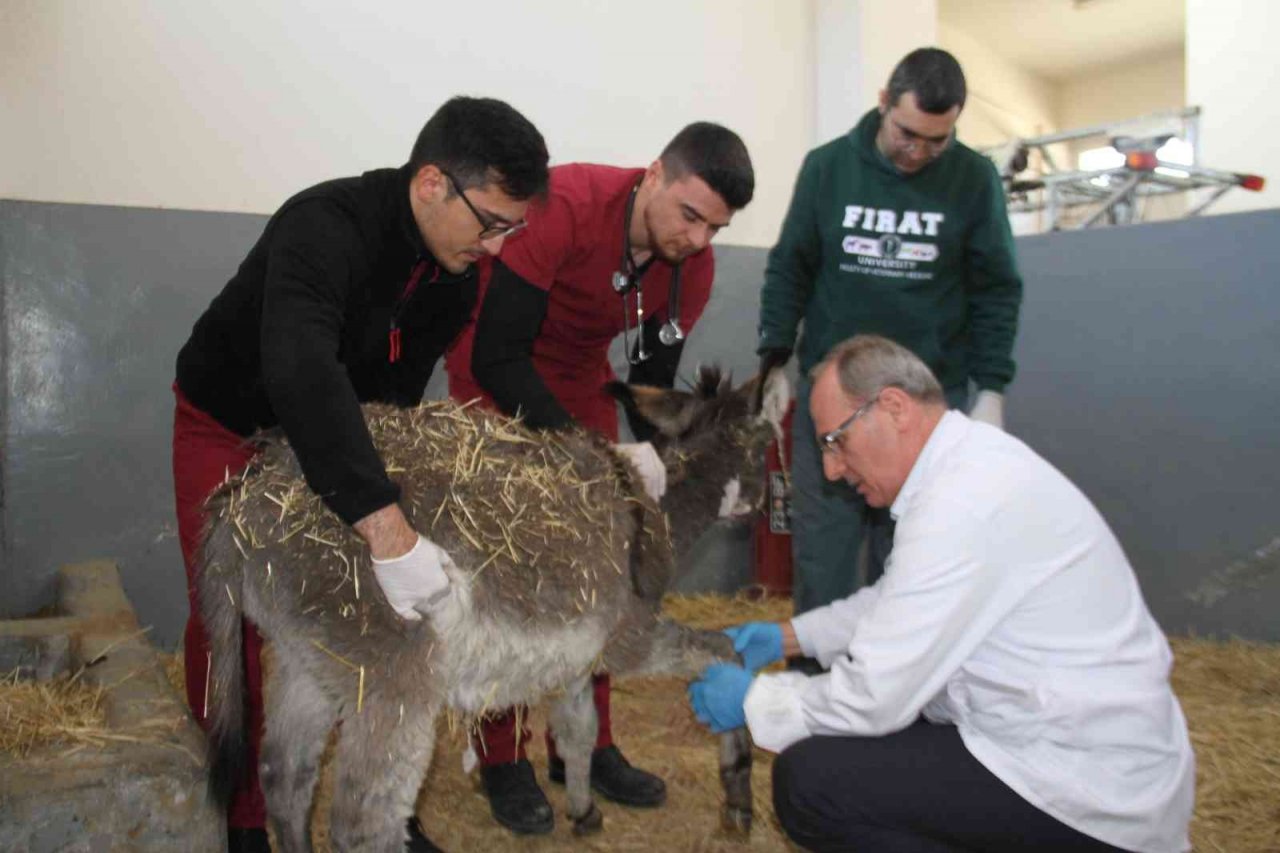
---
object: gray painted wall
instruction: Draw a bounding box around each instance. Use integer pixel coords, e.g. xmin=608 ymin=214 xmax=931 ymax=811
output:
xmin=2 ymin=200 xmax=1277 ymax=646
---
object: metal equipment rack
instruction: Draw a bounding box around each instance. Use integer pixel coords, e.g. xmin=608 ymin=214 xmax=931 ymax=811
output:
xmin=985 ymin=107 xmax=1265 ymax=231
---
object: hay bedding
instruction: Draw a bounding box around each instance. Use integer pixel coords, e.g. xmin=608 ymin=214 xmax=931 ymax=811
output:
xmin=7 ymin=595 xmax=1276 ymax=850
xmin=206 ymin=401 xmax=673 ymax=651
xmin=0 ymin=668 xmax=107 ymax=758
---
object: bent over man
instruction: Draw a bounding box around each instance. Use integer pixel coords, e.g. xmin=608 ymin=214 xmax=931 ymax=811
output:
xmin=690 ymin=335 xmax=1195 ymax=853
xmin=172 ymin=96 xmax=549 ymax=852
xmin=446 ymin=121 xmax=754 ymax=834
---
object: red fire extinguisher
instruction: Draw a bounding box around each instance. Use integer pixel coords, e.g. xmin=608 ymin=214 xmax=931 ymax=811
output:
xmin=753 ymin=401 xmax=795 ymax=595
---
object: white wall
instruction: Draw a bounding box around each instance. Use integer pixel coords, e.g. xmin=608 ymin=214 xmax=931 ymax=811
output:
xmin=1057 ymin=48 xmax=1185 ymax=132
xmin=939 ymin=22 xmax=1058 ymax=149
xmin=1186 ymin=0 xmax=1279 ymax=214
xmin=0 ymin=0 xmax=814 ymax=248
xmin=812 ymin=0 xmax=939 ymax=147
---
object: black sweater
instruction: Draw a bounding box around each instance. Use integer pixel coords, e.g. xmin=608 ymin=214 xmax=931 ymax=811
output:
xmin=176 ymin=165 xmax=476 ymax=524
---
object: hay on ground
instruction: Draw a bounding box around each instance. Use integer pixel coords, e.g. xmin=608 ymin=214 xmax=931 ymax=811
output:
xmin=148 ymin=594 xmax=1280 ymax=852
xmin=0 ymin=667 xmax=107 ymax=758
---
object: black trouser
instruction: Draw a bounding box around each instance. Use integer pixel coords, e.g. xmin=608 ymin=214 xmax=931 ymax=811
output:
xmin=771 ymin=720 xmax=1128 ymax=853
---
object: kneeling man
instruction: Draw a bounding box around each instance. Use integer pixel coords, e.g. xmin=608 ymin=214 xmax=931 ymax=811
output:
xmin=690 ymin=334 xmax=1194 ymax=852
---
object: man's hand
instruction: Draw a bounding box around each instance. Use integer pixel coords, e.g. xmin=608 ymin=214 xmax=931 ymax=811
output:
xmin=724 ymin=622 xmax=784 ymax=671
xmin=688 ymin=663 xmax=753 ymax=733
xmin=613 ymin=441 xmax=667 ymax=502
xmin=969 ymin=390 xmax=1005 ymax=430
xmin=753 ymin=348 xmax=792 ymax=412
xmin=355 ymin=504 xmax=451 ymax=622
xmin=369 ymin=534 xmax=453 ymax=622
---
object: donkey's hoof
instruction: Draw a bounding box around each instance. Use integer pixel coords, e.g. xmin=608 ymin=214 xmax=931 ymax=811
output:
xmin=571 ymin=802 xmax=604 ymax=836
xmin=720 ymin=804 xmax=753 ymax=835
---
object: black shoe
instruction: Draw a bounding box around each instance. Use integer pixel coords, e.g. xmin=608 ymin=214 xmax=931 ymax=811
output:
xmin=406 ymin=816 xmax=444 ymax=852
xmin=227 ymin=827 xmax=271 ymax=853
xmin=480 ymin=758 xmax=555 ymax=835
xmin=548 ymin=744 xmax=667 ymax=808
xmin=786 ymin=655 xmax=825 ymax=676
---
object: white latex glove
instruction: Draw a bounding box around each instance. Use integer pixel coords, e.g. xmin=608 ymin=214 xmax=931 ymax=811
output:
xmin=969 ymin=390 xmax=1005 ymax=430
xmin=613 ymin=441 xmax=667 ymax=502
xmin=371 ymin=534 xmax=453 ymax=622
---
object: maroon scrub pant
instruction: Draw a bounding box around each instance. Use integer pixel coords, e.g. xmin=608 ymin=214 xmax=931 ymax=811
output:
xmin=171 ymin=385 xmax=266 ymax=828
xmin=474 ymin=673 xmax=614 ymax=766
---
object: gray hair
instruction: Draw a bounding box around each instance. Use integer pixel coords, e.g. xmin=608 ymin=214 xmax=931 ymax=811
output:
xmin=811 ymin=335 xmax=945 ymax=404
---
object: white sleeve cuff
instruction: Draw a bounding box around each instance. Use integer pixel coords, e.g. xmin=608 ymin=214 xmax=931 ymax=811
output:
xmin=744 ymin=671 xmax=813 ymax=753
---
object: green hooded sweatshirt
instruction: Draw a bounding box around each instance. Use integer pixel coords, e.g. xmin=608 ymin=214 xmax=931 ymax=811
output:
xmin=758 ymin=109 xmax=1022 ymax=393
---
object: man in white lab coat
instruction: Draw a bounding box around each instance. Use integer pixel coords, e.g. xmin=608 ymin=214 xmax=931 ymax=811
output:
xmin=688 ymin=334 xmax=1194 ymax=853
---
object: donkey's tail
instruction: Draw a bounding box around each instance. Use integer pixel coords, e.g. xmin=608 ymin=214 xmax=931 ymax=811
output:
xmin=195 ymin=512 xmax=248 ymax=811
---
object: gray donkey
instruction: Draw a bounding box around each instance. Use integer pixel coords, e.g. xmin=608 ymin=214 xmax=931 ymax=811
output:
xmin=198 ymin=365 xmax=789 ymax=851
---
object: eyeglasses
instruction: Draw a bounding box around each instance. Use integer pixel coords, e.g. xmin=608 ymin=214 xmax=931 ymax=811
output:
xmin=820 ymin=394 xmax=879 ymax=455
xmin=440 ymin=169 xmax=527 ymax=240
xmin=889 ymin=119 xmax=952 ymax=155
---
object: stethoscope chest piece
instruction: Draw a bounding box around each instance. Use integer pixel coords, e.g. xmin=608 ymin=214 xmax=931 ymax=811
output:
xmin=658 ymin=318 xmax=684 ymax=346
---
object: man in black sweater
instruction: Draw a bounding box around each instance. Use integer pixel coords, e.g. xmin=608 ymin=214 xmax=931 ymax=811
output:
xmin=172 ymin=96 xmax=548 ymax=852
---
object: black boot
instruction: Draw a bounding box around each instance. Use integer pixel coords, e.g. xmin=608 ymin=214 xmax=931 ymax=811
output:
xmin=480 ymin=758 xmax=555 ymax=835
xmin=406 ymin=816 xmax=444 ymax=852
xmin=227 ymin=827 xmax=271 ymax=853
xmin=548 ymin=744 xmax=667 ymax=807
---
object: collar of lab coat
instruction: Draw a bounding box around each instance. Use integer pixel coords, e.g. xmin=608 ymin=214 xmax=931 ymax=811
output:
xmin=890 ymin=409 xmax=969 ymax=522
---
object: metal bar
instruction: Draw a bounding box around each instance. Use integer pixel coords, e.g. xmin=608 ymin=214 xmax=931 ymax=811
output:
xmin=1187 ymin=185 xmax=1233 ymax=217
xmin=1013 ymin=107 xmax=1201 ymax=148
xmin=1077 ymin=174 xmax=1143 ymax=229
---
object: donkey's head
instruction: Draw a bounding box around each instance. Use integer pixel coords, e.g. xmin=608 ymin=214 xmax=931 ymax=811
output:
xmin=608 ymin=366 xmax=790 ymax=554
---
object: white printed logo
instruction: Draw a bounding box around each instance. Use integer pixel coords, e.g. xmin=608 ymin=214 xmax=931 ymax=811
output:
xmin=843 ymin=234 xmax=938 ymax=262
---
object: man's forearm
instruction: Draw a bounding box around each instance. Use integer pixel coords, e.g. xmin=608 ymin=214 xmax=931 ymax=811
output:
xmin=353 ymin=503 xmax=418 ymax=560
xmin=781 ymin=621 xmax=802 ymax=658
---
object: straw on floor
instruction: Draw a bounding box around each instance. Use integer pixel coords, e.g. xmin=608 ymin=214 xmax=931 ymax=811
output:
xmin=7 ymin=592 xmax=1277 ymax=851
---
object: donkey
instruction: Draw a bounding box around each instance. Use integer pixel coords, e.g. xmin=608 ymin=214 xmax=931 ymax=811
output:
xmin=197 ymin=366 xmax=789 ymax=851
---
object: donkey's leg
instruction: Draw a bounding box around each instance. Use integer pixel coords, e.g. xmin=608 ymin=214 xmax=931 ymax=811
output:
xmin=328 ymin=694 xmax=441 ymax=853
xmin=613 ymin=620 xmax=755 ymax=835
xmin=259 ymin=654 xmax=340 ymax=853
xmin=547 ymin=675 xmax=603 ymax=835
xmin=718 ymin=726 xmax=754 ymax=833
xmin=617 ymin=619 xmax=737 ymax=679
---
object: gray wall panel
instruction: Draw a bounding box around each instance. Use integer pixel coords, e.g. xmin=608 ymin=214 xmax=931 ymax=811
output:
xmin=3 ymin=199 xmax=1278 ymax=646
xmin=1 ymin=201 xmax=268 ymax=643
xmin=1008 ymin=211 xmax=1280 ymax=641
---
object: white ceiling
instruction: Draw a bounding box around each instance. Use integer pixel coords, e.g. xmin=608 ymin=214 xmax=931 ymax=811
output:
xmin=940 ymin=0 xmax=1185 ymax=80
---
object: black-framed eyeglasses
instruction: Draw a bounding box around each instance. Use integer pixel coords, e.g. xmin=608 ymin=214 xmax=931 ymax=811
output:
xmin=890 ymin=119 xmax=952 ymax=155
xmin=440 ymin=169 xmax=527 ymax=240
xmin=820 ymin=394 xmax=879 ymax=455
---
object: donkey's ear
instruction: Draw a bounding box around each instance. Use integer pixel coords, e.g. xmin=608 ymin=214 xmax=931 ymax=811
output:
xmin=606 ymin=381 xmax=700 ymax=438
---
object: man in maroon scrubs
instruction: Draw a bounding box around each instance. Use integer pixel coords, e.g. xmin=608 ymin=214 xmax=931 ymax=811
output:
xmin=446 ymin=122 xmax=754 ymax=835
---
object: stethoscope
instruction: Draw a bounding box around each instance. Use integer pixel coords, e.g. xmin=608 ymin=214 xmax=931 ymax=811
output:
xmin=611 ymin=180 xmax=684 ymax=365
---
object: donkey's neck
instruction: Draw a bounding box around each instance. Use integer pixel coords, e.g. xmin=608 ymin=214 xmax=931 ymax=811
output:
xmin=661 ymin=472 xmax=735 ymax=560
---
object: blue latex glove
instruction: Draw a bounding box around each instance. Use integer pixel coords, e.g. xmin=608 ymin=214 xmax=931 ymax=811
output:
xmin=724 ymin=622 xmax=784 ymax=671
xmin=687 ymin=662 xmax=753 ymax=733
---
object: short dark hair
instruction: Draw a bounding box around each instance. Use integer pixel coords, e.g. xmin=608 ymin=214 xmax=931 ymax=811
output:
xmin=408 ymin=96 xmax=549 ymax=200
xmin=659 ymin=122 xmax=755 ymax=210
xmin=886 ymin=48 xmax=967 ymax=114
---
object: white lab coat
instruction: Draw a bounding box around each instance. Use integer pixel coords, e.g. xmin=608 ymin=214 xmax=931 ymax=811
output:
xmin=746 ymin=411 xmax=1194 ymax=853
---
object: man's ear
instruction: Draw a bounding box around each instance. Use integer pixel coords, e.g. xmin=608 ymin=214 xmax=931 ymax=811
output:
xmin=606 ymin=381 xmax=699 ymax=439
xmin=877 ymin=386 xmax=914 ymax=429
xmin=878 ymin=88 xmax=891 ymax=114
xmin=413 ymin=164 xmax=446 ymax=202
xmin=644 ymin=158 xmax=666 ymax=188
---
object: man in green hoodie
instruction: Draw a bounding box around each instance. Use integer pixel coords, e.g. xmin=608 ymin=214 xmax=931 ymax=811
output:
xmin=757 ymin=47 xmax=1023 ymax=626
